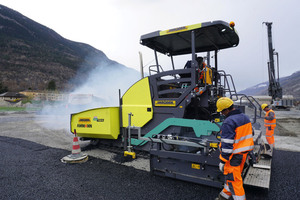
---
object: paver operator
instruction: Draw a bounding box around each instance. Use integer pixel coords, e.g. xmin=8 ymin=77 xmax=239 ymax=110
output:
xmin=196 ymin=56 xmax=212 ymax=85
xmin=261 ymin=104 xmax=276 ymax=149
xmin=215 ymin=97 xmax=254 ymax=200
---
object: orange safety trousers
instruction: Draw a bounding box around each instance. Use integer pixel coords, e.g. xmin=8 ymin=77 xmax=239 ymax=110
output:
xmin=266 ymin=126 xmax=275 ymax=147
xmin=220 ymin=153 xmax=248 ymax=200
xmin=264 ymin=109 xmax=276 ymax=147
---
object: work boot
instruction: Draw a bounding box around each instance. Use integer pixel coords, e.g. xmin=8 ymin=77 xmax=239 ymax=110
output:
xmin=215 ymin=194 xmax=228 ymax=200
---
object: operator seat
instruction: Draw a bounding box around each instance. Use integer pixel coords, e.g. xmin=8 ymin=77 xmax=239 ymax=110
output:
xmin=180 ymin=61 xmax=192 ymax=78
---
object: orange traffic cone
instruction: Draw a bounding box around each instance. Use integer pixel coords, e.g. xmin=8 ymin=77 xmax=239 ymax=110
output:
xmin=61 ymin=130 xmax=88 ymax=163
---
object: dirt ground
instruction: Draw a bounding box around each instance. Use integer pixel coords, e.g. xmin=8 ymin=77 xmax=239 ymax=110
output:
xmin=0 ymin=108 xmax=299 ymax=172
xmin=275 ymin=118 xmax=300 ymax=136
xmin=255 ymin=108 xmax=300 ymax=151
xmin=0 ymin=111 xmax=150 ymax=171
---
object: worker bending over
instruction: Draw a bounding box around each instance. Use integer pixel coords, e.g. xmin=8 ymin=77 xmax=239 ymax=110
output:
xmin=215 ymin=97 xmax=254 ymax=200
xmin=261 ymin=104 xmax=276 ymax=149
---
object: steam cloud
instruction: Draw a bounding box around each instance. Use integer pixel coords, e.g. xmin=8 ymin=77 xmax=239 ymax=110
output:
xmin=36 ymin=59 xmax=141 ymax=130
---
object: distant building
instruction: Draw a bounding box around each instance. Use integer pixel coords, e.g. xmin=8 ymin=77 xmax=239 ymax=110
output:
xmin=253 ymin=95 xmax=294 ymax=107
xmin=20 ymin=91 xmax=68 ymax=101
xmin=0 ymin=92 xmax=27 ymax=103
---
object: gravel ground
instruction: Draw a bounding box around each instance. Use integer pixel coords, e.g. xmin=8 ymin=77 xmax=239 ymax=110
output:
xmin=0 ymin=111 xmax=300 ymax=199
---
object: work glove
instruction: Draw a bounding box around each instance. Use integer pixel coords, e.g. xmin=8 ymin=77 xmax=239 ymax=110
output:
xmin=219 ymin=162 xmax=225 ymax=173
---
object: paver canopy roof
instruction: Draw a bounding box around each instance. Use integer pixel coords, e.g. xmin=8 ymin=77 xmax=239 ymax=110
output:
xmin=140 ymin=20 xmax=239 ymax=56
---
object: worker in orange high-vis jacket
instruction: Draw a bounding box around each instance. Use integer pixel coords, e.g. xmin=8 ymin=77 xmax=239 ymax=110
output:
xmin=196 ymin=57 xmax=212 ymax=85
xmin=261 ymin=104 xmax=276 ymax=149
xmin=215 ymin=97 xmax=254 ymax=200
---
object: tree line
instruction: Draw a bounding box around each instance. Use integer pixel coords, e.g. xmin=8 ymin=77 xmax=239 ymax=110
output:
xmin=0 ymin=80 xmax=56 ymax=94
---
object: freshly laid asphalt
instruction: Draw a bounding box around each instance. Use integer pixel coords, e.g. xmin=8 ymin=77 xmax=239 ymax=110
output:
xmin=0 ymin=136 xmax=299 ymax=200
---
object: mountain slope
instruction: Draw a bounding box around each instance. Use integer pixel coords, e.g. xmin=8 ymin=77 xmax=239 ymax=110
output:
xmin=239 ymin=71 xmax=300 ymax=99
xmin=0 ymin=4 xmax=128 ymax=91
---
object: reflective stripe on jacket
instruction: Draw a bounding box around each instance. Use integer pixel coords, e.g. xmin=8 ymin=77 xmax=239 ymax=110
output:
xmin=219 ymin=109 xmax=254 ymax=162
xmin=264 ymin=109 xmax=276 ymax=128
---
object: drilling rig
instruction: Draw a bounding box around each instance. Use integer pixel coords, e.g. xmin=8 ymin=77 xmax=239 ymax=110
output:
xmin=263 ymin=22 xmax=293 ymax=108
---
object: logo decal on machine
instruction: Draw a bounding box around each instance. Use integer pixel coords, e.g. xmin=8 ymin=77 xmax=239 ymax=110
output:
xmin=77 ymin=118 xmax=92 ymax=128
xmin=93 ymin=116 xmax=104 ymax=122
xmin=155 ymin=100 xmax=176 ymax=107
xmin=167 ymin=26 xmax=187 ymax=33
xmin=78 ymin=118 xmax=91 ymax=123
xmin=191 ymin=163 xmax=201 ymax=170
xmin=77 ymin=124 xmax=92 ymax=128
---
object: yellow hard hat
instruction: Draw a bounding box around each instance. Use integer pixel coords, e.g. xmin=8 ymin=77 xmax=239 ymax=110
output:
xmin=216 ymin=97 xmax=233 ymax=112
xmin=261 ymin=104 xmax=268 ymax=110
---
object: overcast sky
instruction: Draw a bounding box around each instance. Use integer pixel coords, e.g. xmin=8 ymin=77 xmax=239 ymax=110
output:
xmin=1 ymin=0 xmax=299 ymax=91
